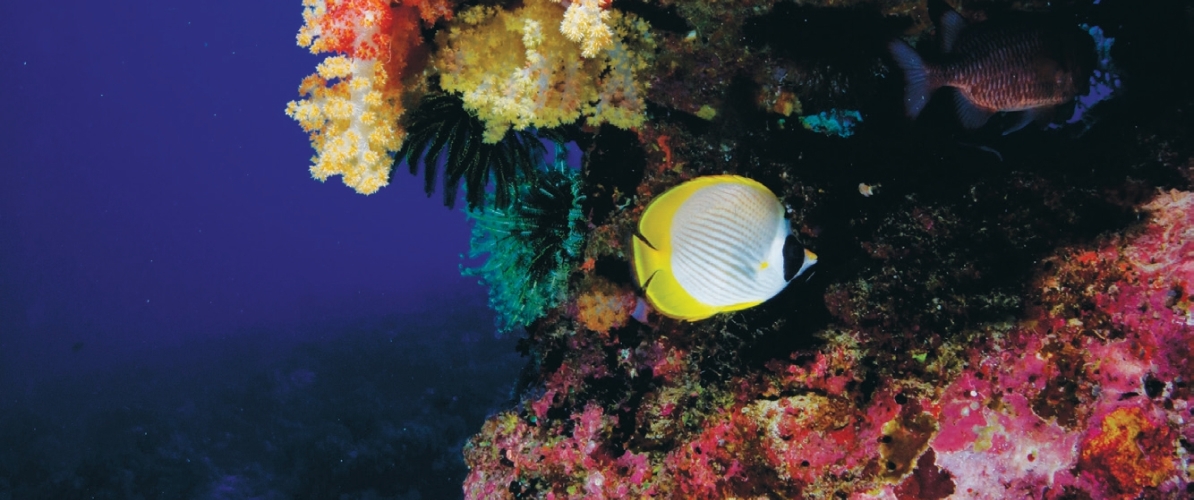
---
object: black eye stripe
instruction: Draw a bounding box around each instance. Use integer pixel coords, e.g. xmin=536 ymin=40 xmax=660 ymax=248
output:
xmin=782 ymin=235 xmax=804 ymax=281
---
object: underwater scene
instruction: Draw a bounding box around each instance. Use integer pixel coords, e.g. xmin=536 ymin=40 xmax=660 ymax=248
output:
xmin=2 ymin=0 xmax=1194 ymax=498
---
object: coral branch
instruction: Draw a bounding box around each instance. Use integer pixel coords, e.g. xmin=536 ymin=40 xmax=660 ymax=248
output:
xmin=286 ymin=56 xmax=403 ymax=195
xmin=286 ymin=0 xmax=450 ymax=195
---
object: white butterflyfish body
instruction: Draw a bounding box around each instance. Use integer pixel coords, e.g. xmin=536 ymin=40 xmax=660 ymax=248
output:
xmin=632 ymin=175 xmax=817 ymax=321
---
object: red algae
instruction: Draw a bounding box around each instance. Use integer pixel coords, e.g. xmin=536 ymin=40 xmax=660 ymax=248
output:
xmin=894 ymin=449 xmax=955 ymax=500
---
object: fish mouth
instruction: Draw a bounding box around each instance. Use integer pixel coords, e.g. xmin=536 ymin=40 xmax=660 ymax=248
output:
xmin=797 ymin=248 xmax=818 ymax=279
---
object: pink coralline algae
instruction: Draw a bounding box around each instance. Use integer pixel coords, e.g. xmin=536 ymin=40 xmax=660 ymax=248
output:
xmin=462 ymin=190 xmax=1194 ymax=499
xmin=463 ymin=404 xmax=657 ymax=499
xmin=431 ymin=0 xmax=1194 ymax=494
xmin=927 ymin=190 xmax=1194 ymax=499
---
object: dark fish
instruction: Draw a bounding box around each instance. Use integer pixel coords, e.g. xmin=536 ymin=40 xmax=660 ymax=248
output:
xmin=888 ymin=8 xmax=1095 ymax=134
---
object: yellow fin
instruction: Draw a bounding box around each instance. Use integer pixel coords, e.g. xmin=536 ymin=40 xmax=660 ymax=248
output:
xmin=641 ymin=266 xmax=721 ymax=321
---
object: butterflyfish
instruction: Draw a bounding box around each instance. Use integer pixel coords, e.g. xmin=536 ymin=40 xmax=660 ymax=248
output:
xmin=632 ymin=175 xmax=817 ymax=321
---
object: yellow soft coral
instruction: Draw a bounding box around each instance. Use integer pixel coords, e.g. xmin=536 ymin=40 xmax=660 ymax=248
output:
xmin=556 ymin=0 xmax=614 ymax=58
xmin=286 ymin=0 xmax=438 ymax=195
xmin=286 ymin=57 xmax=403 ymax=194
xmin=435 ymin=0 xmax=653 ymax=143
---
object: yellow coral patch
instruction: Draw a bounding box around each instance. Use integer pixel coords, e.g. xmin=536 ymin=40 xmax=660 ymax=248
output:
xmin=1079 ymin=407 xmax=1175 ymax=494
xmin=434 ymin=0 xmax=653 ymax=143
xmin=285 ymin=57 xmax=404 ymax=195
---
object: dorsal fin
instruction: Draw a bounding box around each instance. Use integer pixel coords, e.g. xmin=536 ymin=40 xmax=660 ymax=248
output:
xmin=940 ymin=9 xmax=967 ymax=53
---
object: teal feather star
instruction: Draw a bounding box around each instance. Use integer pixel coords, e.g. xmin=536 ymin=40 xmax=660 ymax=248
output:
xmin=461 ymin=145 xmax=586 ymax=333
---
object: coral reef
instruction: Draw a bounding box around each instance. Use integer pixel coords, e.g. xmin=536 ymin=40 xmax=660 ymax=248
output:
xmin=923 ymin=190 xmax=1194 ymax=499
xmin=463 ymin=186 xmax=1194 ymax=499
xmin=281 ymin=0 xmax=1194 ymax=497
xmin=452 ymin=0 xmax=1194 ymax=495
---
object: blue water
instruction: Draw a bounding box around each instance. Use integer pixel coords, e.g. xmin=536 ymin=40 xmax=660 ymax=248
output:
xmin=0 ymin=2 xmax=522 ymax=497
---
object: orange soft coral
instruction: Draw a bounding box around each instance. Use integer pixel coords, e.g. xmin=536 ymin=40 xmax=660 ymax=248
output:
xmin=575 ymin=278 xmax=637 ymax=334
xmin=286 ymin=0 xmax=450 ymax=195
xmin=296 ymin=0 xmax=391 ymax=57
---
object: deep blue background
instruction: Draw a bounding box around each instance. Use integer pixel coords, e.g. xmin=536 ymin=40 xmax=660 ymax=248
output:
xmin=0 ymin=3 xmax=523 ymax=496
xmin=0 ymin=2 xmax=488 ymax=381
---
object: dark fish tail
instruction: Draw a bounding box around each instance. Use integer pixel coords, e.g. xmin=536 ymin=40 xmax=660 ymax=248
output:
xmin=888 ymin=39 xmax=939 ymax=119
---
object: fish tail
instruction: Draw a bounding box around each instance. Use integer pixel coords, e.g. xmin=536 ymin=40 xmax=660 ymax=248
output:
xmin=888 ymin=39 xmax=937 ymax=119
xmin=630 ymin=296 xmax=649 ymax=324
